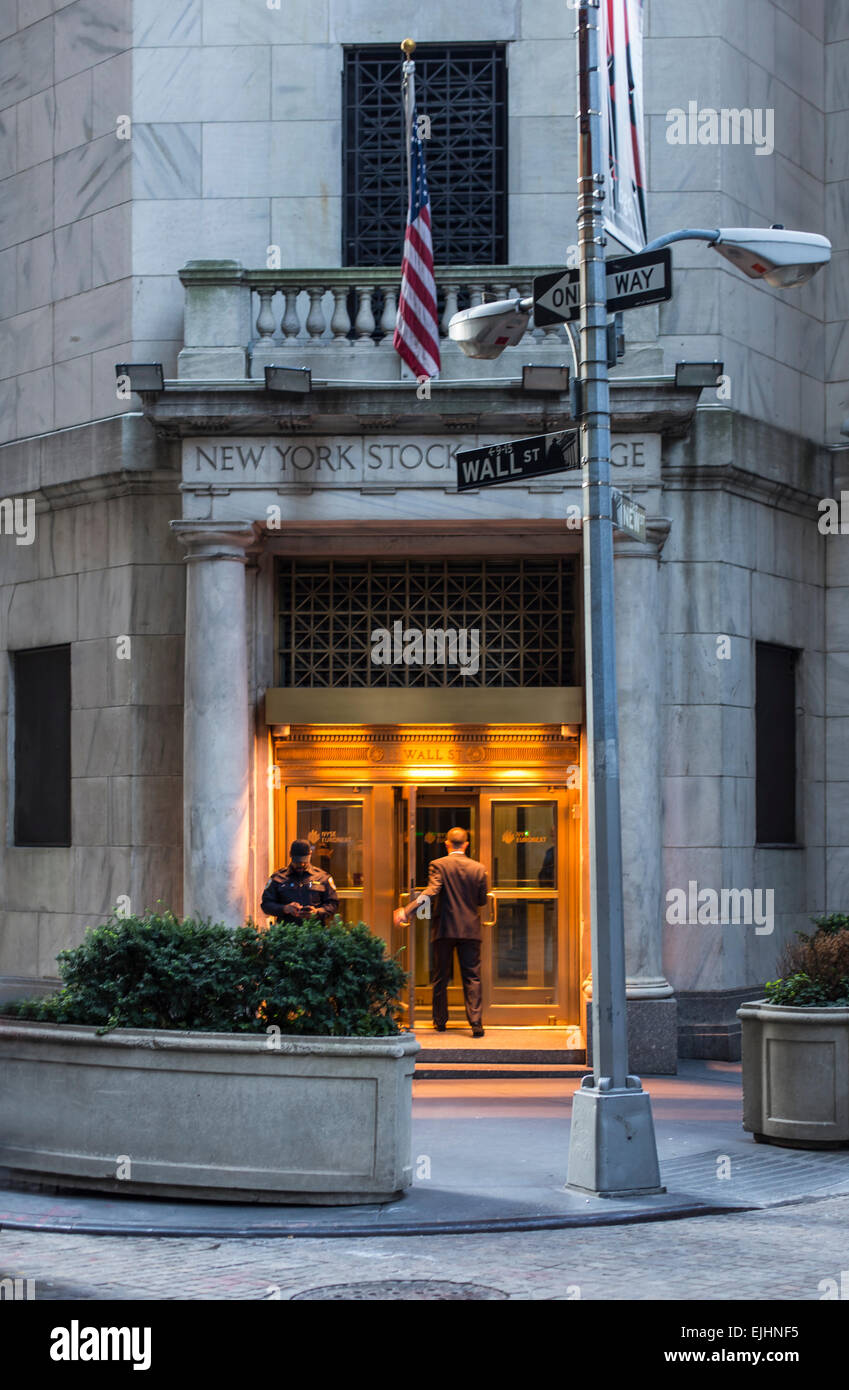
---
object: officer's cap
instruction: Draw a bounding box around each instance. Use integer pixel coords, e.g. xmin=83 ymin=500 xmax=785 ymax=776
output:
xmin=290 ymin=839 xmax=312 ymax=860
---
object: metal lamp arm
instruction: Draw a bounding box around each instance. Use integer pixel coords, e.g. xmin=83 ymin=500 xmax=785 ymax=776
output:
xmin=514 ymin=296 xmax=580 ymax=378
xmin=640 ymin=228 xmax=720 ymax=253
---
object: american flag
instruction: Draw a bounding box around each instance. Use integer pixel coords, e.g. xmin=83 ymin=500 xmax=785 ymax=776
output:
xmin=393 ymin=98 xmax=441 ymax=380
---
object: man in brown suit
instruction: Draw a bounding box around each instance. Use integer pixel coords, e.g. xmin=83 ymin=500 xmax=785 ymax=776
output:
xmin=393 ymin=827 xmax=490 ymax=1036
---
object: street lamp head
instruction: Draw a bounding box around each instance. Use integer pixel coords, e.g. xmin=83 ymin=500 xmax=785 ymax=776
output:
xmin=447 ymin=297 xmax=531 ymax=359
xmin=710 ymin=227 xmax=831 ymax=288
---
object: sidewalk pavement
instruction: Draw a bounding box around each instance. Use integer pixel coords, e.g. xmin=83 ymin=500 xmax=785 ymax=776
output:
xmin=2 ymin=1060 xmax=849 ymax=1239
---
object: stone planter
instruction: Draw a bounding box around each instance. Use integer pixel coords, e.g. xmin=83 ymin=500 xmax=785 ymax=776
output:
xmin=0 ymin=1020 xmax=420 ymax=1203
xmin=738 ymin=1000 xmax=849 ymax=1149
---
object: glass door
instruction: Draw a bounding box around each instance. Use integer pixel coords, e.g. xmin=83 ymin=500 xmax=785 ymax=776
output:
xmin=409 ymin=794 xmax=479 ymax=1024
xmin=479 ymin=792 xmax=579 ymax=1026
xmin=277 ymin=781 xmax=581 ymax=1030
xmin=283 ymin=787 xmax=367 ymax=925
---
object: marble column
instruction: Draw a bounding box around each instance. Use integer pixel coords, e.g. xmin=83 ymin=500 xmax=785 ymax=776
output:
xmin=606 ymin=517 xmax=678 ymax=1072
xmin=615 ymin=517 xmax=674 ymax=998
xmin=170 ymin=521 xmax=257 ymax=926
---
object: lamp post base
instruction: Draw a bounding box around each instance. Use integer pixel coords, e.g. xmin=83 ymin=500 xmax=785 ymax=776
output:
xmin=566 ymin=1075 xmax=666 ymax=1197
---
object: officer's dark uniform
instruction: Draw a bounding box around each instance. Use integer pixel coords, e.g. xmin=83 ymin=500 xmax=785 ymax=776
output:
xmin=261 ymin=861 xmax=339 ymax=923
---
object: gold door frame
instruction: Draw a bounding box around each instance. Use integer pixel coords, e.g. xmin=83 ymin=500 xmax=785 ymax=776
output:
xmin=271 ymin=724 xmax=583 ymax=1028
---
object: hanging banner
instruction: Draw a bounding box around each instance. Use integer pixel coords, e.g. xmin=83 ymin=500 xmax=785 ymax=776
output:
xmin=600 ymin=0 xmax=648 ymax=253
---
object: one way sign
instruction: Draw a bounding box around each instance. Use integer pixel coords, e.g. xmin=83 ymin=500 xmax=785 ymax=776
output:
xmin=607 ymin=247 xmax=673 ymax=313
xmin=533 ymin=248 xmax=672 ymax=325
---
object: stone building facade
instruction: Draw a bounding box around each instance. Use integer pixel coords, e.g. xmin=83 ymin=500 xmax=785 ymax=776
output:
xmin=0 ymin=0 xmax=846 ymax=1069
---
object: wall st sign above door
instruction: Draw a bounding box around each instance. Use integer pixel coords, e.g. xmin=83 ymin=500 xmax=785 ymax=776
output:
xmin=272 ymin=725 xmax=580 ymax=782
xmin=182 ymin=435 xmax=660 ymax=487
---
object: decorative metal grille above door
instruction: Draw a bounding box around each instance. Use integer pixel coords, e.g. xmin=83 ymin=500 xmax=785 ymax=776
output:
xmin=276 ymin=558 xmax=577 ymax=688
xmin=342 ymin=44 xmax=508 ymax=267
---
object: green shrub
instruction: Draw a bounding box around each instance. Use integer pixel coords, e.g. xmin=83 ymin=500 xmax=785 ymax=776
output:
xmin=1 ymin=909 xmax=406 ymax=1037
xmin=764 ymin=914 xmax=849 ymax=1007
xmin=809 ymin=913 xmax=849 ymax=936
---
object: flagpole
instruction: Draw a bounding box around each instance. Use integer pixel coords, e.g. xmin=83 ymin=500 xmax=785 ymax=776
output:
xmin=394 ymin=35 xmax=440 ymax=382
xmin=401 ymin=38 xmax=416 ymax=225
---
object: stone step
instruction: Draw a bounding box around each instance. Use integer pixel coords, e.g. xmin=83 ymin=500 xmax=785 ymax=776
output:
xmin=415 ymin=1048 xmax=586 ymax=1064
xmin=414 ymin=1060 xmax=588 ymax=1079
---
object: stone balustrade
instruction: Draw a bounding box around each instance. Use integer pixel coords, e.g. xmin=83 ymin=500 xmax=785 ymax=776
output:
xmin=177 ymin=259 xmax=574 ymax=381
xmin=245 ymin=265 xmax=563 ymax=347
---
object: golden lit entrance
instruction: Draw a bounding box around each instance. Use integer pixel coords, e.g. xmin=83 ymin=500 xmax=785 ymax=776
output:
xmin=271 ymin=725 xmax=582 ymax=1029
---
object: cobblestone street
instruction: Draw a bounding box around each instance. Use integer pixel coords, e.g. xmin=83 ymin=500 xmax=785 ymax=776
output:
xmin=3 ymin=1194 xmax=849 ymax=1301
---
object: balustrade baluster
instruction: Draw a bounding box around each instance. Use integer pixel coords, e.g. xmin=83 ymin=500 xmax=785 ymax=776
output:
xmin=255 ymin=288 xmax=276 ymax=341
xmin=354 ymin=286 xmax=377 ymax=346
xmin=281 ymin=287 xmax=301 ymax=341
xmin=305 ymin=286 xmax=327 ymax=340
xmin=515 ymin=282 xmax=536 ymax=343
xmin=542 ymin=322 xmax=566 ymax=346
xmin=330 ymin=286 xmax=352 ymax=342
xmin=441 ymin=283 xmax=459 ymax=339
xmin=379 ymin=285 xmax=397 ymax=341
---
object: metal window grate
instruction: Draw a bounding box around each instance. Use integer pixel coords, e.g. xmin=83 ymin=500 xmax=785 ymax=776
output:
xmin=277 ymin=558 xmax=576 ymax=688
xmin=342 ymin=44 xmax=508 ymax=267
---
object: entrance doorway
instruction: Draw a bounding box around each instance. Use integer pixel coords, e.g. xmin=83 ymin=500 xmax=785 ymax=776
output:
xmin=276 ymin=777 xmax=581 ymax=1029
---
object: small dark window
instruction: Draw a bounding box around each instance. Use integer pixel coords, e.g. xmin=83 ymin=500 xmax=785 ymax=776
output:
xmin=343 ymin=44 xmax=508 ymax=267
xmin=755 ymin=642 xmax=797 ymax=845
xmin=13 ymin=645 xmax=71 ymax=847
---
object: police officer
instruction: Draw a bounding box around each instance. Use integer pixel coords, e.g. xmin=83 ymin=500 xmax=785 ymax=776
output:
xmin=261 ymin=839 xmax=340 ymax=924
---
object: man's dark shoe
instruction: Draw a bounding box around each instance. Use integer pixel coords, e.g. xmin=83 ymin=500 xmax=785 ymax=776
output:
xmin=471 ymin=1027 xmax=485 ymax=1038
xmin=434 ymin=1024 xmax=446 ymax=1032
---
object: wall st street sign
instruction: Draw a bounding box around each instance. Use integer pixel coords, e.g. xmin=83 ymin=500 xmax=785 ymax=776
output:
xmin=455 ymin=430 xmax=580 ymax=492
xmin=533 ymin=248 xmax=673 ymax=325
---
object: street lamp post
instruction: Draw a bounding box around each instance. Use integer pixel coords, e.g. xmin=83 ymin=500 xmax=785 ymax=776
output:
xmin=564 ymin=0 xmax=664 ymax=1197
xmin=445 ymin=1 xmax=830 ymax=1200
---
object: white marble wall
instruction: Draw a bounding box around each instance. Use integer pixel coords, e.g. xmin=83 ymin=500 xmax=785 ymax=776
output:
xmin=0 ymin=0 xmax=138 ymax=443
xmin=826 ymin=452 xmax=849 ymax=912
xmin=127 ymin=1 xmax=576 ymax=310
xmin=825 ymin=9 xmax=849 ymax=443
xmin=0 ymin=0 xmax=843 ymax=1017
xmin=661 ymin=407 xmax=830 ymax=1000
xmin=0 ymin=420 xmax=185 ymax=986
xmin=645 ymin=0 xmax=828 ymax=443
xmin=0 ymin=0 xmax=836 ymax=444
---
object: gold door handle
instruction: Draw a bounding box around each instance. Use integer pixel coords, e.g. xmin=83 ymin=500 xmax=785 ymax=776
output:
xmin=399 ymin=893 xmax=410 ymax=907
xmin=482 ymin=892 xmax=498 ymax=928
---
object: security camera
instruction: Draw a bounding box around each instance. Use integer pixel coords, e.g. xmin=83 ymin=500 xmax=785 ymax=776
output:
xmin=448 ymin=297 xmax=532 ymax=359
xmin=710 ymin=228 xmax=831 ymax=288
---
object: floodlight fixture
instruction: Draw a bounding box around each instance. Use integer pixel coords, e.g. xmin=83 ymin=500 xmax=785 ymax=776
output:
xmin=522 ymin=364 xmax=569 ymax=393
xmin=264 ymin=365 xmax=312 ymax=393
xmin=674 ymin=361 xmax=725 ymax=389
xmin=114 ymin=363 xmax=164 ymax=393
